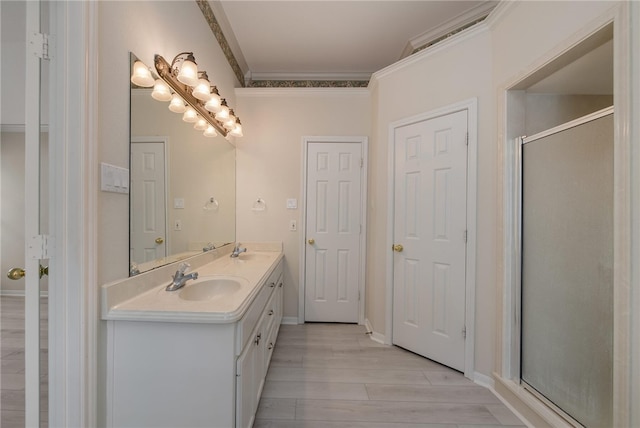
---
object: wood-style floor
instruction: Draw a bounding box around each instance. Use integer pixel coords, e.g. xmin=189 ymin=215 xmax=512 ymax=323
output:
xmin=1 ymin=296 xmax=48 ymax=428
xmin=1 ymin=297 xmax=525 ymax=428
xmin=255 ymin=323 xmax=526 ymax=428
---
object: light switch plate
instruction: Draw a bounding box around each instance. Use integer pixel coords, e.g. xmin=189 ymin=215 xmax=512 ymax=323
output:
xmin=287 ymin=198 xmax=297 ymax=209
xmin=174 ymin=198 xmax=185 ymax=209
xmin=100 ymin=162 xmax=129 ymax=194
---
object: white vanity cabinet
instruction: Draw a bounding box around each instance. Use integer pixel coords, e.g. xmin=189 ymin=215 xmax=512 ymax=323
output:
xmin=235 ymin=266 xmax=283 ymax=428
xmin=104 ymin=256 xmax=283 ymax=428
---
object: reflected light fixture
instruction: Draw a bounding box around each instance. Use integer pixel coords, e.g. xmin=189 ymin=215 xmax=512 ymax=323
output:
xmin=204 ymin=125 xmax=218 ymax=138
xmin=168 ymin=94 xmax=187 ymax=113
xmin=229 ymin=118 xmax=243 ymax=137
xmin=151 ymin=79 xmax=172 ymax=101
xmin=175 ymin=53 xmax=199 ymax=86
xmin=131 ymin=60 xmax=155 ymax=87
xmin=194 ymin=117 xmax=208 ymax=131
xmin=182 ymin=107 xmax=198 ymax=123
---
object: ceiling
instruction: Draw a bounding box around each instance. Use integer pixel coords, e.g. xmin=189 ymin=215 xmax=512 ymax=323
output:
xmin=210 ymin=1 xmax=497 ymax=82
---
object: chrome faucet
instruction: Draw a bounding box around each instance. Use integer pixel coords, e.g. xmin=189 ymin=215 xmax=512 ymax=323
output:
xmin=230 ymin=243 xmax=247 ymax=258
xmin=203 ymin=242 xmax=216 ymax=252
xmin=166 ymin=262 xmax=198 ymax=291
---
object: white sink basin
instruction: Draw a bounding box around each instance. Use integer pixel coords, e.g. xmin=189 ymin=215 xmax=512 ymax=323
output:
xmin=179 ymin=276 xmax=247 ymax=301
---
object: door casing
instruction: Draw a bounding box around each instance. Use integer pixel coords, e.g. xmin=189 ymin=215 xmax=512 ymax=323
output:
xmin=386 ymin=98 xmax=478 ymax=379
xmin=299 ymin=136 xmax=368 ymax=325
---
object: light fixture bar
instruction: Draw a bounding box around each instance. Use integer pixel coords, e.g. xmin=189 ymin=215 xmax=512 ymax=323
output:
xmin=154 ymin=54 xmax=228 ymax=137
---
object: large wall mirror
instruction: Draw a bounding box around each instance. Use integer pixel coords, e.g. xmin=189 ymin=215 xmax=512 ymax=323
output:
xmin=129 ymin=53 xmax=236 ymax=275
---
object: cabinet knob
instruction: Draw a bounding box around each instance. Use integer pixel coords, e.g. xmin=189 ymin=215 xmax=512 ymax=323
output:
xmin=269 ymin=282 xmax=275 ymax=288
xmin=278 ymin=282 xmax=283 ymax=288
xmin=268 ymin=310 xmax=274 ymax=316
xmin=255 ymin=333 xmax=261 ymax=345
xmin=268 ymin=343 xmax=273 ymax=350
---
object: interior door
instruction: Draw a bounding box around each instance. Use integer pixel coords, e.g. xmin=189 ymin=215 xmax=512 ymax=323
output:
xmin=392 ymin=111 xmax=467 ymax=371
xmin=0 ymin=1 xmax=50 ymax=426
xmin=130 ymin=140 xmax=167 ymax=265
xmin=304 ymin=141 xmax=362 ymax=323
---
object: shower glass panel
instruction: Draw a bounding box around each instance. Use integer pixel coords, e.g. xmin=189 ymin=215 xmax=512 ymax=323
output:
xmin=521 ymin=111 xmax=613 ymax=427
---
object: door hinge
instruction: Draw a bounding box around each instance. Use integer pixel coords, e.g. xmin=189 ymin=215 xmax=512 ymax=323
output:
xmin=463 ymin=230 xmax=468 ymax=243
xmin=29 ymin=32 xmax=51 ymax=60
xmin=358 ymin=290 xmax=361 ymax=301
xmin=462 ymin=326 xmax=467 ymax=339
xmin=360 ymin=158 xmax=364 ymax=168
xmin=27 ymin=234 xmax=50 ymax=260
xmin=465 ymin=132 xmax=469 ymax=146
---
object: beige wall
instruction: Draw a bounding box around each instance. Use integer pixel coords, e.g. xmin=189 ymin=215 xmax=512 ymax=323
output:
xmin=234 ymin=89 xmax=371 ymax=319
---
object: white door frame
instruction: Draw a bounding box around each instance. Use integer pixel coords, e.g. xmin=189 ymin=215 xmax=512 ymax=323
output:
xmin=48 ymin=1 xmax=98 ymax=426
xmin=130 ymin=137 xmax=170 ymax=260
xmin=299 ymin=136 xmax=368 ymax=325
xmin=386 ymin=98 xmax=477 ymax=379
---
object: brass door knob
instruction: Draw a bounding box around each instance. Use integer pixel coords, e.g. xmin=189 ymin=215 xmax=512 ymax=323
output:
xmin=6 ymin=265 xmax=48 ymax=280
xmin=392 ymin=244 xmax=403 ymax=252
xmin=7 ymin=268 xmax=25 ymax=280
xmin=155 ymin=237 xmax=164 ymax=244
xmin=308 ymin=238 xmax=315 ymax=245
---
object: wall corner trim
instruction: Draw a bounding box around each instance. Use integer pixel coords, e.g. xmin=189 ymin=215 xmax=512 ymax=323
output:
xmin=364 ymin=319 xmax=386 ymax=344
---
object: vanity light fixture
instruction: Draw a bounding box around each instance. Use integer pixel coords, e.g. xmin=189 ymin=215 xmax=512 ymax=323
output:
xmin=151 ymin=52 xmax=243 ymax=139
xmin=229 ymin=118 xmax=243 ymax=137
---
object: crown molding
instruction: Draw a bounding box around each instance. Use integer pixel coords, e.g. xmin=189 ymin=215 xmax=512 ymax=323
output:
xmin=372 ymin=21 xmax=490 ymax=82
xmin=247 ymin=71 xmax=372 ymax=82
xmin=235 ymin=87 xmax=370 ymax=98
xmin=400 ymin=1 xmax=497 ymax=59
xmin=483 ymin=0 xmax=519 ymax=29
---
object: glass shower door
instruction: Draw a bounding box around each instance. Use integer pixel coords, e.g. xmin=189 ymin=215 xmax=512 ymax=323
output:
xmin=520 ymin=109 xmax=613 ymax=427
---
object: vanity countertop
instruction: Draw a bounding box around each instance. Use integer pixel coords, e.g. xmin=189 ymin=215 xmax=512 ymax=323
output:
xmin=101 ymin=243 xmax=283 ymax=324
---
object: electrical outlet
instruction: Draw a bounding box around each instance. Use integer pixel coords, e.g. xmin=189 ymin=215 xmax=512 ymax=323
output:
xmin=289 ymin=220 xmax=297 ymax=231
xmin=174 ymin=219 xmax=182 ymax=231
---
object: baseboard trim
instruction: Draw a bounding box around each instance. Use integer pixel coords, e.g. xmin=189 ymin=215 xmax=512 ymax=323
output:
xmin=1 ymin=290 xmax=49 ymax=298
xmin=473 ymin=371 xmax=495 ymax=389
xmin=364 ymin=318 xmax=386 ymax=344
xmin=281 ymin=317 xmax=299 ymax=325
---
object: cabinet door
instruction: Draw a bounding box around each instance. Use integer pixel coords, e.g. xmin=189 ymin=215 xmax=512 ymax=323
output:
xmin=236 ymin=334 xmax=257 ymax=428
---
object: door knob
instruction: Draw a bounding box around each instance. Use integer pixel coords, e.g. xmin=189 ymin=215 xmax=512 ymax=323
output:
xmin=7 ymin=265 xmax=48 ymax=280
xmin=392 ymin=244 xmax=403 ymax=252
xmin=308 ymin=238 xmax=315 ymax=245
xmin=155 ymin=237 xmax=164 ymax=244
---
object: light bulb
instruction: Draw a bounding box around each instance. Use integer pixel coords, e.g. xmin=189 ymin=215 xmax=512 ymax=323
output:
xmin=151 ymin=79 xmax=172 ymax=102
xmin=229 ymin=119 xmax=243 ymax=137
xmin=131 ymin=60 xmax=155 ymax=87
xmin=204 ymin=91 xmax=222 ymax=113
xmin=177 ymin=54 xmax=198 ymax=86
xmin=182 ymin=107 xmax=198 ymax=123
xmin=168 ymin=94 xmax=186 ymax=113
xmin=215 ymin=100 xmax=230 ymax=121
xmin=204 ymin=125 xmax=218 ymax=138
xmin=194 ymin=117 xmax=208 ymax=131
xmin=192 ymin=77 xmax=211 ymax=102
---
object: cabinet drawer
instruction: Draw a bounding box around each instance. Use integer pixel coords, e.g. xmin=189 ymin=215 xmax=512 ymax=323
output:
xmin=236 ymin=261 xmax=283 ymax=354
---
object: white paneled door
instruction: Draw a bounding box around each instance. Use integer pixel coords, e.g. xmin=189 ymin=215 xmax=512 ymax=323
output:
xmin=392 ymin=110 xmax=468 ymax=371
xmin=305 ymin=141 xmax=363 ymax=323
xmin=130 ymin=140 xmax=167 ymax=264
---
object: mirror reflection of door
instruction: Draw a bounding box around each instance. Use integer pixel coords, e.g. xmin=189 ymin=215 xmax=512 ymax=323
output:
xmin=130 ymin=139 xmax=167 ymax=268
xmin=1 ymin=0 xmax=50 ymax=425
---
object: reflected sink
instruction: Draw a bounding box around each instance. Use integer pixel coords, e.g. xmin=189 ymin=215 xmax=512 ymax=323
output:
xmin=179 ymin=276 xmax=247 ymax=301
